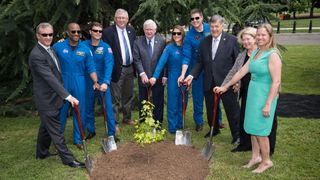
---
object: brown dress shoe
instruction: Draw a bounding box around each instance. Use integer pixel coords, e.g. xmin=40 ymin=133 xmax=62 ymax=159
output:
xmin=115 ymin=125 xmax=121 ymax=135
xmin=75 ymin=144 xmax=83 ymax=150
xmin=123 ymin=119 xmax=135 ymax=125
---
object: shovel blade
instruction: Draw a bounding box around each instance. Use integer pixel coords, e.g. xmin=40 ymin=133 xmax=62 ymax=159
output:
xmin=201 ymin=141 xmax=214 ymax=161
xmin=85 ymin=154 xmax=94 ymax=173
xmin=102 ymin=136 xmax=117 ymax=153
xmin=175 ymin=130 xmax=192 ymax=146
xmin=183 ymin=131 xmax=192 ymax=146
xmin=175 ymin=130 xmax=184 ymax=145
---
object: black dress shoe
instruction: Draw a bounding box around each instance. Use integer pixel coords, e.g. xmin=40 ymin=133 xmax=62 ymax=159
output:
xmin=231 ymin=137 xmax=240 ymax=145
xmin=204 ymin=130 xmax=220 ymax=138
xmin=64 ymin=160 xmax=85 ymax=168
xmin=195 ymin=124 xmax=203 ymax=132
xmin=231 ymin=145 xmax=251 ymax=152
xmin=85 ymin=132 xmax=96 ymax=140
xmin=36 ymin=152 xmax=58 ymax=159
xmin=114 ymin=136 xmax=120 ymax=143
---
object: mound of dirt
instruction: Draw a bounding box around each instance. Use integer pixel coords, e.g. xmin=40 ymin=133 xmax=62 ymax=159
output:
xmin=91 ymin=141 xmax=209 ymax=180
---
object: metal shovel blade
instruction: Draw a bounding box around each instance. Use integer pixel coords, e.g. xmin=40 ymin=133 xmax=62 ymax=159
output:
xmin=85 ymin=154 xmax=94 ymax=173
xmin=102 ymin=136 xmax=117 ymax=153
xmin=175 ymin=130 xmax=184 ymax=145
xmin=201 ymin=140 xmax=214 ymax=161
xmin=183 ymin=131 xmax=192 ymax=146
xmin=175 ymin=130 xmax=192 ymax=146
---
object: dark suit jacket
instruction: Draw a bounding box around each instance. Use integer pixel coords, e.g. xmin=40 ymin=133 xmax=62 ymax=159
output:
xmin=29 ymin=43 xmax=69 ymax=111
xmin=102 ymin=25 xmax=136 ymax=82
xmin=191 ymin=32 xmax=240 ymax=91
xmin=133 ymin=34 xmax=166 ymax=86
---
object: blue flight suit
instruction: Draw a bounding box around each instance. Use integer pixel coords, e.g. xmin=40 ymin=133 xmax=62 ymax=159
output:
xmin=53 ymin=39 xmax=96 ymax=145
xmin=182 ymin=23 xmax=210 ymax=126
xmin=82 ymin=40 xmax=116 ymax=137
xmin=153 ymin=43 xmax=189 ymax=133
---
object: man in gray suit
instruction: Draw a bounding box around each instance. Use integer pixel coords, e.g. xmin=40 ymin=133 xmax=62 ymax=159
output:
xmin=29 ymin=22 xmax=84 ymax=168
xmin=133 ymin=19 xmax=166 ymax=124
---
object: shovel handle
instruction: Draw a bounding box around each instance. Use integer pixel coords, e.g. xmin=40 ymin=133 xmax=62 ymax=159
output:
xmin=74 ymin=104 xmax=85 ymax=140
xmin=211 ymin=93 xmax=220 ymax=129
xmin=145 ymin=84 xmax=152 ymax=102
xmin=100 ymin=91 xmax=108 ymax=129
xmin=179 ymin=83 xmax=188 ymax=129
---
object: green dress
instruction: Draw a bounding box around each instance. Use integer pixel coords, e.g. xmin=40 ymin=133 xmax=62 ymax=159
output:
xmin=244 ymin=48 xmax=279 ymax=136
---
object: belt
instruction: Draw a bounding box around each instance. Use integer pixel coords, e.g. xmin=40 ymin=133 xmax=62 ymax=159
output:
xmin=122 ymin=64 xmax=132 ymax=67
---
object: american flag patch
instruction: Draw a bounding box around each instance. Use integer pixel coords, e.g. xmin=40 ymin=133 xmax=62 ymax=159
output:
xmin=108 ymin=48 xmax=113 ymax=53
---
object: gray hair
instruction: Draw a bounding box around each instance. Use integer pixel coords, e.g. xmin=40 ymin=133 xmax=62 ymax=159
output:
xmin=210 ymin=15 xmax=224 ymax=25
xmin=143 ymin=19 xmax=157 ymax=30
xmin=36 ymin=22 xmax=53 ymax=33
xmin=115 ymin=8 xmax=129 ymax=18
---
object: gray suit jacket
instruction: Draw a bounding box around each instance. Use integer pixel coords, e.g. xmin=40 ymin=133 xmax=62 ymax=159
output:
xmin=29 ymin=43 xmax=69 ymax=111
xmin=133 ymin=34 xmax=166 ymax=85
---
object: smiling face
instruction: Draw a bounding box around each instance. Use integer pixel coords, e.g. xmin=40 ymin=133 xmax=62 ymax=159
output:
xmin=144 ymin=24 xmax=156 ymax=40
xmin=210 ymin=21 xmax=223 ymax=38
xmin=90 ymin=25 xmax=103 ymax=40
xmin=67 ymin=23 xmax=81 ymax=43
xmin=172 ymin=28 xmax=183 ymax=44
xmin=256 ymin=27 xmax=270 ymax=48
xmin=190 ymin=12 xmax=203 ymax=29
xmin=36 ymin=26 xmax=53 ymax=47
xmin=115 ymin=12 xmax=129 ymax=29
xmin=242 ymin=34 xmax=256 ymax=51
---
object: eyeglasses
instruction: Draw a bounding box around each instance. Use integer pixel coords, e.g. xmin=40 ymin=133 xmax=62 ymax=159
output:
xmin=190 ymin=17 xmax=200 ymax=22
xmin=91 ymin=29 xmax=103 ymax=33
xmin=40 ymin=33 xmax=53 ymax=37
xmin=172 ymin=32 xmax=182 ymax=36
xmin=70 ymin=30 xmax=81 ymax=34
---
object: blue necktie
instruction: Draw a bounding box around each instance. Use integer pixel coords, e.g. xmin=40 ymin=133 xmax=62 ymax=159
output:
xmin=122 ymin=30 xmax=130 ymax=65
xmin=148 ymin=40 xmax=153 ymax=58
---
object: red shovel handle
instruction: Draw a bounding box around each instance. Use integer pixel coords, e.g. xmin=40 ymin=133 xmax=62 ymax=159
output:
xmin=211 ymin=93 xmax=220 ymax=129
xmin=146 ymin=84 xmax=152 ymax=102
xmin=74 ymin=104 xmax=85 ymax=140
xmin=179 ymin=83 xmax=188 ymax=129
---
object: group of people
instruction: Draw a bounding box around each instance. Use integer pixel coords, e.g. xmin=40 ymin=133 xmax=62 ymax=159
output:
xmin=29 ymin=7 xmax=282 ymax=174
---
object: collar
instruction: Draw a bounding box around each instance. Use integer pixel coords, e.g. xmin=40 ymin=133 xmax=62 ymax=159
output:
xmin=146 ymin=36 xmax=155 ymax=44
xmin=212 ymin=33 xmax=222 ymax=42
xmin=116 ymin=25 xmax=126 ymax=33
xmin=38 ymin=41 xmax=50 ymax=51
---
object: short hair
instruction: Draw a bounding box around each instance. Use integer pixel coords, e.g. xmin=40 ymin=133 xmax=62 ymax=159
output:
xmin=171 ymin=25 xmax=185 ymax=43
xmin=36 ymin=22 xmax=52 ymax=33
xmin=115 ymin=8 xmax=129 ymax=18
xmin=190 ymin=9 xmax=203 ymax=17
xmin=257 ymin=23 xmax=276 ymax=49
xmin=67 ymin=22 xmax=80 ymax=31
xmin=210 ymin=14 xmax=224 ymax=25
xmin=237 ymin=27 xmax=257 ymax=44
xmin=90 ymin=22 xmax=102 ymax=29
xmin=143 ymin=19 xmax=157 ymax=30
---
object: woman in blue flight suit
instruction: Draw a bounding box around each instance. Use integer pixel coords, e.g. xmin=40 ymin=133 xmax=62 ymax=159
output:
xmin=83 ymin=22 xmax=116 ymax=140
xmin=149 ymin=25 xmax=188 ymax=133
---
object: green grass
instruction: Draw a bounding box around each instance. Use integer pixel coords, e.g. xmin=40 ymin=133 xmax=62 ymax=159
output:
xmin=1 ymin=45 xmax=320 ymax=179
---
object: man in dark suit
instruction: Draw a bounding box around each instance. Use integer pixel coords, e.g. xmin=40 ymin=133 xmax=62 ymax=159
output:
xmin=102 ymin=9 xmax=136 ymax=128
xmin=29 ymin=22 xmax=84 ymax=168
xmin=133 ymin=19 xmax=166 ymax=124
xmin=184 ymin=15 xmax=240 ymax=144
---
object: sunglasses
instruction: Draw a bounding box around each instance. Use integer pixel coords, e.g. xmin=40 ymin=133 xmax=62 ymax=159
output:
xmin=172 ymin=32 xmax=182 ymax=36
xmin=40 ymin=33 xmax=53 ymax=37
xmin=190 ymin=16 xmax=200 ymax=21
xmin=70 ymin=30 xmax=81 ymax=34
xmin=91 ymin=29 xmax=103 ymax=33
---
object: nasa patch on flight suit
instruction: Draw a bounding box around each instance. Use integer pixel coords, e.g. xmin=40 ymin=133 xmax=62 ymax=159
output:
xmin=76 ymin=51 xmax=85 ymax=56
xmin=95 ymin=47 xmax=104 ymax=55
xmin=63 ymin=49 xmax=68 ymax=54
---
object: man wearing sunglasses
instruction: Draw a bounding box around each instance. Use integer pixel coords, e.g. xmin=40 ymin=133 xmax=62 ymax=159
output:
xmin=29 ymin=22 xmax=85 ymax=168
xmin=53 ymin=22 xmax=99 ymax=150
xmin=177 ymin=9 xmax=210 ymax=132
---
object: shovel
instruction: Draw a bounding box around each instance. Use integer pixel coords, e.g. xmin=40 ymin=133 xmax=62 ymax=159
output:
xmin=175 ymin=84 xmax=191 ymax=146
xmin=201 ymin=93 xmax=220 ymax=161
xmin=74 ymin=104 xmax=94 ymax=173
xmin=100 ymin=91 xmax=117 ymax=153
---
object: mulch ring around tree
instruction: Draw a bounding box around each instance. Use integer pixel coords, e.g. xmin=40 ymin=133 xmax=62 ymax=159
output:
xmin=90 ymin=141 xmax=209 ymax=180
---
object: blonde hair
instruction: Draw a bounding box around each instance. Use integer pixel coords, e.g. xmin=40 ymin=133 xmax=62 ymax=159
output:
xmin=237 ymin=27 xmax=257 ymax=44
xmin=257 ymin=23 xmax=276 ymax=49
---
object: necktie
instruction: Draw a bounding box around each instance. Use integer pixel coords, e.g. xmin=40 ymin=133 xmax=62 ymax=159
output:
xmin=122 ymin=30 xmax=130 ymax=65
xmin=148 ymin=40 xmax=153 ymax=58
xmin=47 ymin=48 xmax=60 ymax=72
xmin=212 ymin=39 xmax=219 ymax=60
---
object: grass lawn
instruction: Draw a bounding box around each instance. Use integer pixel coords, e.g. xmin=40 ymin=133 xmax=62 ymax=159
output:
xmin=0 ymin=45 xmax=319 ymax=179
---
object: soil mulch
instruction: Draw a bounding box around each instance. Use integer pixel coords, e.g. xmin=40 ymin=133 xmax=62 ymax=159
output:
xmin=90 ymin=141 xmax=209 ymax=180
xmin=277 ymin=93 xmax=320 ymax=119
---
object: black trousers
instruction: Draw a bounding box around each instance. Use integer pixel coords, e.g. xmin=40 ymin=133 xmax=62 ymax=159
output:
xmin=138 ymin=80 xmax=164 ymax=124
xmin=204 ymin=88 xmax=240 ymax=140
xmin=36 ymin=109 xmax=75 ymax=164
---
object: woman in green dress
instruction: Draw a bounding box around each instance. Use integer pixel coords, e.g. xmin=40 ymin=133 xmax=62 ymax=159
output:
xmin=214 ymin=23 xmax=282 ymax=173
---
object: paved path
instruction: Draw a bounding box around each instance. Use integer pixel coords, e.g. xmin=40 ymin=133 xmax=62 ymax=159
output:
xmin=275 ymin=33 xmax=320 ymax=45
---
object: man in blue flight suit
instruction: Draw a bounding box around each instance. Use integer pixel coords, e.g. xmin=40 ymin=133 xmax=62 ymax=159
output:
xmin=53 ymin=23 xmax=99 ymax=149
xmin=177 ymin=9 xmax=211 ymax=132
xmin=83 ymin=22 xmax=117 ymax=141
